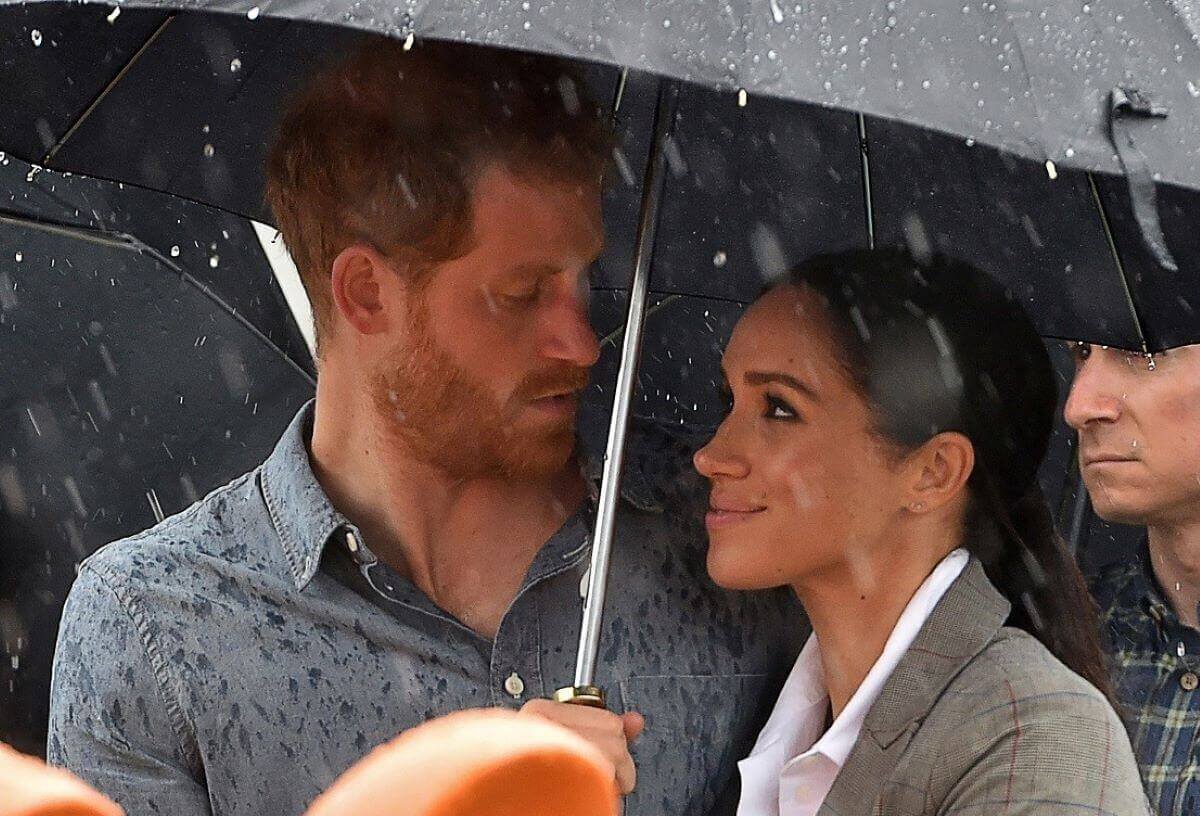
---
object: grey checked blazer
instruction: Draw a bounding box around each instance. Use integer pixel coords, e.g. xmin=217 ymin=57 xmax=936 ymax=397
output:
xmin=817 ymin=556 xmax=1150 ymax=816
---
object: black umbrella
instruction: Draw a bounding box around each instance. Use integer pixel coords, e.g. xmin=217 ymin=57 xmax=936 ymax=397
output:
xmin=3 ymin=0 xmax=1196 ymax=704
xmin=0 ymin=156 xmax=315 ymax=754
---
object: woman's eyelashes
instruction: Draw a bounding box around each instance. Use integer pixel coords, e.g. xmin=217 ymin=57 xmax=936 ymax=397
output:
xmin=719 ymin=387 xmax=799 ymax=423
xmin=763 ymin=393 xmax=800 ymax=421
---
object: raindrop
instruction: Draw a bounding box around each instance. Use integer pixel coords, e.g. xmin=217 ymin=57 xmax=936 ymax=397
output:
xmin=1044 ymin=159 xmax=1058 ymax=180
xmin=1064 ymin=146 xmax=1075 ymax=158
xmin=203 ymin=143 xmax=215 ymax=158
xmin=0 ymin=272 xmax=17 ymax=311
xmin=611 ymin=147 xmax=635 ymax=187
xmin=662 ymin=18 xmax=671 ymax=28
xmin=0 ymin=466 xmax=27 ymax=515
xmin=209 ymin=255 xmax=220 ymax=268
xmin=230 ymin=58 xmax=242 ymax=73
xmin=30 ymin=29 xmax=42 ymax=47
xmin=523 ymin=20 xmax=531 ymax=30
xmin=737 ymin=88 xmax=748 ymax=107
xmin=769 ymin=0 xmax=784 ymax=23
xmin=394 ymin=173 xmax=419 ymax=209
xmin=13 ymin=252 xmax=22 ymax=263
xmin=1189 ymin=80 xmax=1200 ymax=99
xmin=403 ymin=32 xmax=415 ymax=50
xmin=922 ymin=79 xmax=931 ymax=90
xmin=712 ymin=250 xmax=728 ymax=268
xmin=557 ymin=75 xmax=581 ymax=116
xmin=62 ymin=476 xmax=87 ymax=518
xmin=247 ymin=5 xmax=261 ymax=18
xmin=965 ymin=137 xmax=976 ymax=147
xmin=170 ymin=245 xmax=181 ymax=257
xmin=106 ymin=6 xmax=121 ymax=23
xmin=749 ymin=222 xmax=787 ymax=280
xmin=902 ymin=212 xmax=932 ymax=263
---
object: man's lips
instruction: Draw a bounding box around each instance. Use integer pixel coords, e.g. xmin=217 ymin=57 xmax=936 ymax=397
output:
xmin=1081 ymin=451 xmax=1138 ymax=467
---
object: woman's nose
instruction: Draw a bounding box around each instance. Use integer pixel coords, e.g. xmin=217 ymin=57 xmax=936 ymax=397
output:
xmin=693 ymin=427 xmax=750 ymax=480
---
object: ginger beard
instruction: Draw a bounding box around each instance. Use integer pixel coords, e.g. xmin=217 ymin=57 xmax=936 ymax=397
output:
xmin=372 ymin=297 xmax=588 ymax=481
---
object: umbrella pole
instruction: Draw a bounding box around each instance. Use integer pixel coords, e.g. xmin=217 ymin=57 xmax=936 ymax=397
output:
xmin=554 ymin=78 xmax=679 ymax=708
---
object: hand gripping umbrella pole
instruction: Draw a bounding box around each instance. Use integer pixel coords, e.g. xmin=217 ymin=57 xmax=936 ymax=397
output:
xmin=554 ymin=78 xmax=680 ymax=709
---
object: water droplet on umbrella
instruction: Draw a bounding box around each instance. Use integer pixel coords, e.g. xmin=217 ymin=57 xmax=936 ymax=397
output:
xmin=737 ymin=89 xmax=748 ymax=107
xmin=210 ymin=255 xmax=220 ymax=268
xmin=662 ymin=18 xmax=671 ymax=27
xmin=13 ymin=252 xmax=21 ymax=262
xmin=30 ymin=30 xmax=42 ymax=47
xmin=403 ymin=32 xmax=415 ymax=50
xmin=1189 ymin=81 xmax=1200 ymax=98
xmin=769 ymin=0 xmax=784 ymax=23
xmin=230 ymin=58 xmax=242 ymax=73
xmin=523 ymin=20 xmax=531 ymax=30
xmin=712 ymin=250 xmax=727 ymax=268
xmin=1044 ymin=159 xmax=1058 ymax=180
xmin=170 ymin=245 xmax=181 ymax=257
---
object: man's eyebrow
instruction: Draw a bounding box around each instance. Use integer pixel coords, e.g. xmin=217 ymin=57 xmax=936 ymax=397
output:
xmin=743 ymin=371 xmax=822 ymax=403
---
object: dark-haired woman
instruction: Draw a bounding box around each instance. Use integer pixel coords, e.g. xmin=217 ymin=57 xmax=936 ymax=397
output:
xmin=694 ymin=249 xmax=1149 ymax=815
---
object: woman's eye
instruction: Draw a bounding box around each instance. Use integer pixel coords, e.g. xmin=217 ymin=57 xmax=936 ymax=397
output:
xmin=764 ymin=394 xmax=798 ymax=421
xmin=717 ymin=386 xmax=734 ymax=416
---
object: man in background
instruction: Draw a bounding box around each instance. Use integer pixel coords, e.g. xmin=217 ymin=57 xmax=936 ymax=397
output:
xmin=1066 ymin=341 xmax=1200 ymax=815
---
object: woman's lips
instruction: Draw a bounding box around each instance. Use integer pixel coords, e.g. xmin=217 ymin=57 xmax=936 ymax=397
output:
xmin=705 ymin=505 xmax=767 ymax=529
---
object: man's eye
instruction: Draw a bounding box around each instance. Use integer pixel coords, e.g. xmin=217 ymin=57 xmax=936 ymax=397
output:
xmin=1069 ymin=341 xmax=1092 ymax=365
xmin=501 ymin=286 xmax=540 ymax=306
xmin=717 ymin=386 xmax=734 ymax=415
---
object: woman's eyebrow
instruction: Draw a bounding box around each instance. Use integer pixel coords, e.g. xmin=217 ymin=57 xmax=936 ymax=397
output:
xmin=743 ymin=371 xmax=822 ymax=404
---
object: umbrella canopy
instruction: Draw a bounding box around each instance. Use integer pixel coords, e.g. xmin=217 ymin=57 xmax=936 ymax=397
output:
xmin=0 ymin=155 xmax=314 ymax=755
xmin=0 ymin=3 xmax=1195 ymax=349
xmin=3 ymin=0 xmax=1200 ymax=190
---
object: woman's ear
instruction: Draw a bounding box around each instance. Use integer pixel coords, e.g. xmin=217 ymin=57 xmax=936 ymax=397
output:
xmin=329 ymin=244 xmax=402 ymax=338
xmin=905 ymin=431 xmax=975 ymax=514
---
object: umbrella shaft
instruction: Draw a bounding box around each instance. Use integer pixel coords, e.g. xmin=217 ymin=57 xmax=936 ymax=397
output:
xmin=573 ymin=78 xmax=678 ymax=689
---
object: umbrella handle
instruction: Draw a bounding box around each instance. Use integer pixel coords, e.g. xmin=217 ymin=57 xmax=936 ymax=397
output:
xmin=552 ymin=686 xmax=607 ymax=709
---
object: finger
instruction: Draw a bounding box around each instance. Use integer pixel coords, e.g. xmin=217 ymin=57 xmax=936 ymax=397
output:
xmin=614 ymin=748 xmax=637 ymax=795
xmin=622 ymin=712 xmax=645 ymax=742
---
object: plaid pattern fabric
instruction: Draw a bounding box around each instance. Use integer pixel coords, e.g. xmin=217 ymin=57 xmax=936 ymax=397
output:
xmin=1092 ymin=544 xmax=1200 ymax=816
xmin=816 ymin=556 xmax=1148 ymax=816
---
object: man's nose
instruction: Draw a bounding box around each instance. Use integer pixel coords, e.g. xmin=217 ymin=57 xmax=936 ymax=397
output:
xmin=541 ymin=289 xmax=600 ymax=368
xmin=1064 ymin=360 xmax=1122 ymax=430
xmin=693 ymin=424 xmax=750 ymax=480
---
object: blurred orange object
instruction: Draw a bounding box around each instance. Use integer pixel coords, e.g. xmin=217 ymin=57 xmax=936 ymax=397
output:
xmin=305 ymin=709 xmax=619 ymax=816
xmin=0 ymin=742 xmax=123 ymax=816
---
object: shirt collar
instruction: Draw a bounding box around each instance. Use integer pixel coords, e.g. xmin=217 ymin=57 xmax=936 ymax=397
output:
xmin=259 ymin=401 xmax=351 ymax=590
xmin=749 ymin=549 xmax=971 ymax=769
xmin=260 ymin=402 xmax=683 ymax=590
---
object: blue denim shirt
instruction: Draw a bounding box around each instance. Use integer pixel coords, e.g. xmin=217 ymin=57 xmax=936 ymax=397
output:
xmin=49 ymin=402 xmax=802 ymax=816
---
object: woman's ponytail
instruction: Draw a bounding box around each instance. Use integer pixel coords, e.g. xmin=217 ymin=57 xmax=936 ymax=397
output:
xmin=969 ymin=475 xmax=1115 ymax=704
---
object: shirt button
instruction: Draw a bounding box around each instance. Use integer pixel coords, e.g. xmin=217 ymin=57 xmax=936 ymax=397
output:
xmin=504 ymin=672 xmax=526 ymax=699
xmin=1181 ymin=672 xmax=1198 ymax=692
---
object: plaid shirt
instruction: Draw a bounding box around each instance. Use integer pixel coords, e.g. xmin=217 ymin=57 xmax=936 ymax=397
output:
xmin=1091 ymin=544 xmax=1200 ymax=816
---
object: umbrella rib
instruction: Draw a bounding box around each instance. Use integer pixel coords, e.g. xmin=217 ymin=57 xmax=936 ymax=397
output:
xmin=857 ymin=113 xmax=876 ymax=249
xmin=41 ymin=14 xmax=177 ymax=167
xmin=1085 ymin=172 xmax=1150 ymax=353
xmin=0 ymin=209 xmax=316 ymax=387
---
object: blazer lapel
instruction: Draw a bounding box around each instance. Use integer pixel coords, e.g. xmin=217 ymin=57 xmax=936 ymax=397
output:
xmin=817 ymin=557 xmax=1010 ymax=815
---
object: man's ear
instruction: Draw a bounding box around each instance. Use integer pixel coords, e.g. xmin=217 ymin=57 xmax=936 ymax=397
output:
xmin=905 ymin=431 xmax=975 ymax=514
xmin=330 ymin=244 xmax=399 ymax=337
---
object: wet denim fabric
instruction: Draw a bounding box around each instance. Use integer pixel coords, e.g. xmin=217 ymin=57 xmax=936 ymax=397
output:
xmin=48 ymin=402 xmax=803 ymax=816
